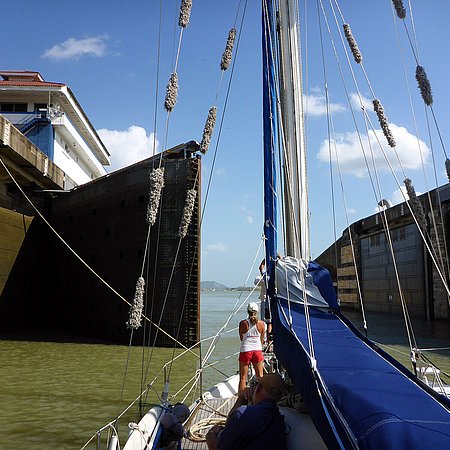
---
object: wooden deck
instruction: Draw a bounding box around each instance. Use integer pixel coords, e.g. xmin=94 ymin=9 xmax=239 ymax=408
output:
xmin=181 ymin=395 xmax=237 ymax=449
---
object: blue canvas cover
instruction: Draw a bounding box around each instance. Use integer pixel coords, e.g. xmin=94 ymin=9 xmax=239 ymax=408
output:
xmin=272 ymin=259 xmax=450 ymax=449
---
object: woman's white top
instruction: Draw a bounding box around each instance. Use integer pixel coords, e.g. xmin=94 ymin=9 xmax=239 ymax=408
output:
xmin=240 ymin=319 xmax=265 ymax=352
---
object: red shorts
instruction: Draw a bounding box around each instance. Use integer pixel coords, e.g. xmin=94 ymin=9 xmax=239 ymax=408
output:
xmin=239 ymin=350 xmax=264 ymax=365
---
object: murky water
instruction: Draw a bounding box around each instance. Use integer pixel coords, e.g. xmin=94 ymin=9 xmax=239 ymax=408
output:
xmin=0 ymin=291 xmax=449 ymax=449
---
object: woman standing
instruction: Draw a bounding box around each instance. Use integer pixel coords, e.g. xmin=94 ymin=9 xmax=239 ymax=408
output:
xmin=238 ymin=302 xmax=266 ymax=395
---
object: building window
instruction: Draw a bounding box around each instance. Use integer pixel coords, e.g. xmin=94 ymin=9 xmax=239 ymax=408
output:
xmin=0 ymin=103 xmax=27 ymax=112
xmin=34 ymin=103 xmax=47 ymax=111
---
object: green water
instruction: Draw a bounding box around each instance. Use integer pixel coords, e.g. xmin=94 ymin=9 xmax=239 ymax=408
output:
xmin=0 ymin=291 xmax=449 ymax=449
xmin=0 ymin=341 xmax=198 ymax=449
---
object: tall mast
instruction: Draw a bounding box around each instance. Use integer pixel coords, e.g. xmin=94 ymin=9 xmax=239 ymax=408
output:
xmin=277 ymin=0 xmax=310 ymax=260
xmin=262 ymin=0 xmax=278 ymax=276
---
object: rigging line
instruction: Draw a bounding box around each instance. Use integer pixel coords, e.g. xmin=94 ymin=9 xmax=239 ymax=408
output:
xmin=406 ymin=0 xmax=421 ymax=63
xmin=389 ymin=4 xmax=447 ymax=277
xmin=152 ymin=0 xmax=163 ymax=162
xmin=429 ymin=106 xmax=449 ymax=160
xmin=162 ymin=161 xmax=213 ymax=390
xmin=176 ymin=371 xmax=203 ymax=402
xmin=0 ymin=155 xmax=190 ymax=350
xmin=317 ymin=0 xmax=339 ymax=286
xmin=214 ymin=71 xmax=225 ymax=105
xmin=362 ymin=110 xmax=450 ymax=301
xmin=329 ymin=0 xmax=372 ymax=99
xmin=328 ymin=0 xmax=427 ymax=251
xmin=149 ymin=333 xmax=233 ymax=393
xmin=426 ymin=111 xmax=450 ymax=283
xmin=317 ymin=0 xmax=380 ymax=214
xmin=140 ymin=239 xmax=153 ymax=400
xmin=142 ymin=164 xmax=166 ymax=389
xmin=397 ymin=2 xmax=448 ymax=161
xmin=319 ymin=0 xmax=401 ymax=337
xmin=200 ymin=279 xmax=261 ymax=368
xmin=213 ymin=0 xmax=244 ymax=105
xmin=162 ymin=175 xmax=201 ymax=382
xmin=114 ymin=330 xmax=135 ymax=430
xmin=200 ymin=0 xmax=248 ymax=216
xmin=325 ymin=0 xmax=371 ymax=104
xmin=181 ymin=370 xmax=202 ymax=404
xmin=159 ymin=4 xmax=249 ymax=389
xmin=362 ymin=110 xmax=419 ymax=354
xmin=401 ymin=2 xmax=449 ymax=161
xmin=200 ymin=254 xmax=262 ymax=364
xmin=0 ymin=153 xmax=186 ymax=339
xmin=263 ymin=0 xmax=286 ymax=255
xmin=400 ymin=9 xmax=419 ymax=66
xmin=160 ymin=2 xmax=190 ymax=167
xmin=190 ymin=237 xmax=264 ymax=379
xmin=419 ymin=346 xmax=450 ymax=352
xmin=328 ymin=103 xmax=368 ymax=331
xmin=262 ymin=0 xmax=283 ymax=254
xmin=143 ymin=172 xmax=199 ymax=391
xmin=174 ymin=27 xmax=185 ymax=74
xmin=322 ymin=0 xmax=424 ymax=344
xmin=201 ymin=282 xmax=261 ymax=370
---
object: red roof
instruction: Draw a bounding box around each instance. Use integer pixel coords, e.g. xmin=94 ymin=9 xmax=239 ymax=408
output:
xmin=0 ymin=80 xmax=65 ymax=87
xmin=0 ymin=71 xmax=64 ymax=87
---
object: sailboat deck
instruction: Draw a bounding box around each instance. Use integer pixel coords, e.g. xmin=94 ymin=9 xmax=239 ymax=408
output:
xmin=181 ymin=395 xmax=237 ymax=450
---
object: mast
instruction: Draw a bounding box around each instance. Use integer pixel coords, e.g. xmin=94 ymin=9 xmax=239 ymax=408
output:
xmin=262 ymin=0 xmax=278 ymax=276
xmin=263 ymin=0 xmax=310 ymax=273
xmin=277 ymin=0 xmax=310 ymax=260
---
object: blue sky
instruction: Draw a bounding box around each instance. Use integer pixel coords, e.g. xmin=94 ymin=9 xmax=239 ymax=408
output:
xmin=3 ymin=1 xmax=449 ymax=287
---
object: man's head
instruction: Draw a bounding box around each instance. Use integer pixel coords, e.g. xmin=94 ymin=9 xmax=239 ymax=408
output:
xmin=247 ymin=302 xmax=259 ymax=314
xmin=253 ymin=373 xmax=286 ymax=403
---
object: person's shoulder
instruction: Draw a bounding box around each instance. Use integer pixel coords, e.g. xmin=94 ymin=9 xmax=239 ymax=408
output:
xmin=239 ymin=319 xmax=249 ymax=331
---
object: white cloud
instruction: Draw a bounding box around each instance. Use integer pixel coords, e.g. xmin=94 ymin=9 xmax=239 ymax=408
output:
xmin=349 ymin=92 xmax=373 ymax=111
xmin=317 ymin=124 xmax=430 ymax=178
xmin=43 ymin=35 xmax=109 ymax=60
xmin=305 ymin=92 xmax=346 ymax=117
xmin=347 ymin=208 xmax=357 ymax=215
xmin=372 ymin=186 xmax=423 ymax=213
xmin=390 ymin=185 xmax=423 ymax=205
xmin=98 ymin=126 xmax=159 ymax=171
xmin=206 ymin=242 xmax=229 ymax=253
xmin=246 ymin=215 xmax=254 ymax=224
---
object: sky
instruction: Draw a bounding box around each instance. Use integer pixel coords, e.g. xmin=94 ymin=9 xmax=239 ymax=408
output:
xmin=2 ymin=1 xmax=449 ymax=287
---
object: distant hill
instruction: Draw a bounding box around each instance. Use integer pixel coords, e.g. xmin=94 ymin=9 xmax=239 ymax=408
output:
xmin=201 ymin=281 xmax=229 ymax=291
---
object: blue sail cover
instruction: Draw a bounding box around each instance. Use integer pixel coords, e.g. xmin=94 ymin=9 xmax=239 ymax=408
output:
xmin=262 ymin=0 xmax=278 ymax=281
xmin=272 ymin=259 xmax=450 ymax=449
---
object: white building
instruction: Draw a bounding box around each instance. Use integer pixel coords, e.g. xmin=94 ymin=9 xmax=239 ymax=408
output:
xmin=0 ymin=70 xmax=110 ymax=188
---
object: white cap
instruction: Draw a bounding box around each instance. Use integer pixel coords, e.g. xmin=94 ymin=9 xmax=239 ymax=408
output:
xmin=247 ymin=302 xmax=259 ymax=313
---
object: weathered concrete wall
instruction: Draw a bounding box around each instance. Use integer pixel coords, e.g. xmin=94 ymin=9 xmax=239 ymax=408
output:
xmin=0 ymin=207 xmax=33 ymax=296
